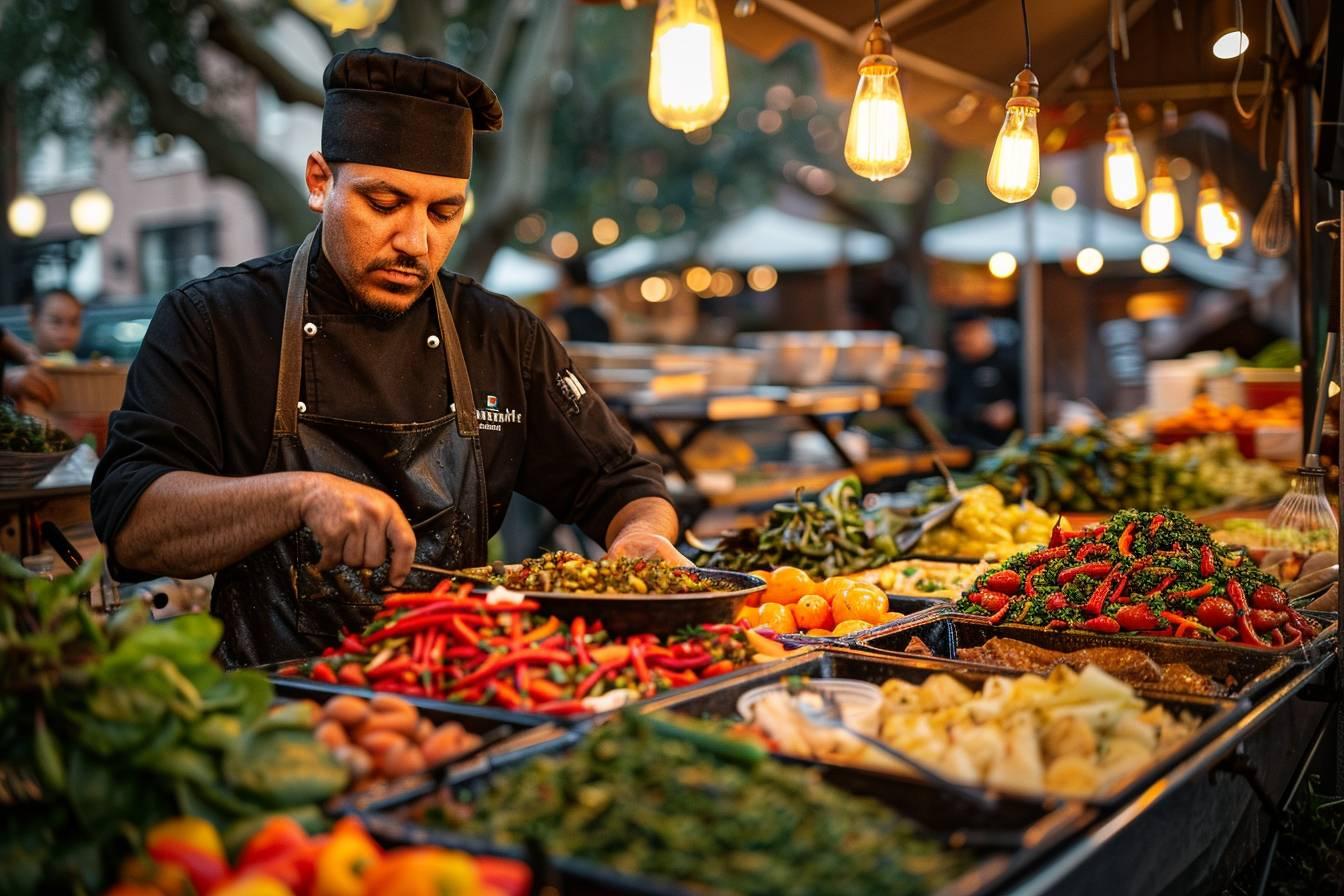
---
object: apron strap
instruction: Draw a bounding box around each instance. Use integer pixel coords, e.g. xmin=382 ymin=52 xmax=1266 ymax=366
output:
xmin=431 ymin=275 xmax=479 ymax=438
xmin=273 ymin=230 xmax=317 ymax=437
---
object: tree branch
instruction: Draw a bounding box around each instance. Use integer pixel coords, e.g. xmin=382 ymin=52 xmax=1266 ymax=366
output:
xmin=203 ymin=0 xmax=325 ymax=108
xmin=93 ymin=1 xmax=314 ymax=243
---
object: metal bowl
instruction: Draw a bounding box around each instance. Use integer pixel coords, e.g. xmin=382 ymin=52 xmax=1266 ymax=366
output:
xmin=458 ymin=567 xmax=766 ymax=636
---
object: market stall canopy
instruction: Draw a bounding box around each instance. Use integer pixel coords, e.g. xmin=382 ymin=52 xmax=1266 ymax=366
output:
xmin=700 ymin=205 xmax=892 ymax=270
xmin=589 ymin=233 xmax=699 ymax=284
xmin=482 ymin=247 xmax=561 ymax=297
xmin=921 ymin=202 xmax=1285 ymax=291
xmin=605 ymin=0 xmax=1321 ymax=151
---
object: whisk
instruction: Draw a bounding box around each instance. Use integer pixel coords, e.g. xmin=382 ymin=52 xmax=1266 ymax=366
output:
xmin=1265 ymin=332 xmax=1339 ymax=547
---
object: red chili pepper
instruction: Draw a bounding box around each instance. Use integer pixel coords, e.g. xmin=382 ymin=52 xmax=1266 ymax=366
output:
xmin=1082 ymin=616 xmax=1121 ymax=634
xmin=1172 ymin=582 xmax=1214 ymax=600
xmin=526 ymin=678 xmax=564 ymax=702
xmin=1287 ymin=608 xmax=1321 ymax=637
xmin=1025 ymin=566 xmax=1046 ymax=598
xmin=1147 ymin=514 xmax=1165 ymax=536
xmin=572 ymin=617 xmax=591 ymax=666
xmin=276 ymin=664 xmax=301 ymax=677
xmin=1200 ymin=545 xmax=1215 ymax=577
xmin=443 ymin=645 xmax=481 ymax=660
xmin=630 ymin=642 xmax=651 ymax=687
xmin=1117 ymin=522 xmax=1137 ymax=556
xmin=1269 ymin=628 xmax=1285 ymax=647
xmin=986 ymin=603 xmax=1010 ymax=624
xmin=575 ymin=657 xmax=631 ymax=699
xmin=533 ymin=699 xmax=589 ymax=716
xmin=1251 ymin=585 xmax=1289 ymax=611
xmin=661 ymin=669 xmax=700 ymax=687
xmin=1083 ymin=572 xmax=1117 ymax=616
xmin=1216 ymin=626 xmax=1238 ymax=641
xmin=1145 ymin=575 xmax=1177 ymax=598
xmin=493 ymin=679 xmax=524 ymax=710
xmin=1048 ymin=517 xmax=1064 ymax=547
xmin=1058 ymin=562 xmax=1113 ymax=585
xmin=411 ymin=631 xmax=426 ymax=664
xmin=1281 ymin=623 xmax=1303 ymax=649
xmin=978 ymin=592 xmax=1009 ymax=614
xmin=452 ymin=648 xmax=575 ymax=692
xmin=647 ymin=653 xmax=713 ymax=671
xmin=702 ymin=659 xmax=735 ymax=677
xmin=366 ymin=613 xmax=482 ymax=645
xmin=447 ymin=615 xmax=479 ymax=647
xmin=1046 ymin=619 xmax=1069 ymax=630
xmin=340 ymin=634 xmax=366 ymax=654
xmin=1076 ymin=543 xmax=1111 ymax=562
xmin=1160 ymin=610 xmax=1217 ymax=640
xmin=367 ymin=657 xmax=415 ymax=680
xmin=1044 ymin=593 xmax=1068 ymax=612
xmin=1026 ymin=545 xmax=1070 ymax=565
xmin=700 ymin=623 xmax=740 ymax=635
xmin=1227 ymin=579 xmax=1268 ymax=647
xmin=310 ymin=663 xmax=337 ymax=684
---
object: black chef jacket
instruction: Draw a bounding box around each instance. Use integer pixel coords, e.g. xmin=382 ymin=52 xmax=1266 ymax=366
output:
xmin=91 ymin=238 xmax=670 ymax=581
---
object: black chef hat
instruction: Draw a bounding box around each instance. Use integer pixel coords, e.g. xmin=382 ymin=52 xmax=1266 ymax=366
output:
xmin=321 ymin=48 xmax=503 ymax=178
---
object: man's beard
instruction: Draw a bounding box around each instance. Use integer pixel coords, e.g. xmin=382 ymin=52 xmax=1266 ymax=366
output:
xmin=357 ymin=256 xmax=431 ymax=318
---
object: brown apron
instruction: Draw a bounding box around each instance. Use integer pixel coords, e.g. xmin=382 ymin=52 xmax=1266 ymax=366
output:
xmin=211 ymin=230 xmax=488 ymax=667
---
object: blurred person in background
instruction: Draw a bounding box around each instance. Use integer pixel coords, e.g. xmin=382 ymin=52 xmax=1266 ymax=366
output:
xmin=30 ymin=288 xmax=83 ymax=361
xmin=944 ymin=309 xmax=1020 ymax=449
xmin=0 ymin=324 xmax=55 ymax=410
xmin=553 ymin=256 xmax=611 ymax=343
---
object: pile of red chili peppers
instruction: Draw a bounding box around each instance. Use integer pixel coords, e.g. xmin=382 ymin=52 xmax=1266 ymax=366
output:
xmin=955 ymin=509 xmax=1321 ymax=649
xmin=276 ymin=581 xmax=756 ymax=714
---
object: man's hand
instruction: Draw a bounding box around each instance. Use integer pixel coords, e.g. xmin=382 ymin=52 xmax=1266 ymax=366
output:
xmin=299 ymin=472 xmax=417 ymax=585
xmin=606 ymin=530 xmax=693 ymax=567
xmin=3 ymin=364 xmax=56 ymax=407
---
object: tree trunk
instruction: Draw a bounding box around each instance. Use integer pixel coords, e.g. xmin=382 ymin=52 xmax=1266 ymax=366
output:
xmin=396 ymin=0 xmax=447 ymax=59
xmin=453 ymin=0 xmax=576 ymax=281
xmin=93 ymin=1 xmax=314 ymax=242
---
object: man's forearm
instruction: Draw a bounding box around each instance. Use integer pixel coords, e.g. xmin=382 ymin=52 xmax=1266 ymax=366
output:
xmin=604 ymin=496 xmax=679 ymax=547
xmin=112 ymin=470 xmax=309 ymax=578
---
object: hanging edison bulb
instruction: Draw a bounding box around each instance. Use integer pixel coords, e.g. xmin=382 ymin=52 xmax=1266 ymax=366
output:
xmin=843 ymin=18 xmax=911 ymax=181
xmin=1141 ymin=156 xmax=1183 ymax=242
xmin=1222 ymin=197 xmax=1244 ymax=249
xmin=290 ymin=0 xmax=395 ymax=36
xmin=1103 ymin=110 xmax=1146 ymax=209
xmin=648 ymin=0 xmax=730 ymax=133
xmin=1195 ymin=171 xmax=1233 ymax=249
xmin=986 ymin=69 xmax=1041 ymax=203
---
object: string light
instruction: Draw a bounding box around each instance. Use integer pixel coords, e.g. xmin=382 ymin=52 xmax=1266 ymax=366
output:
xmin=1076 ymin=247 xmax=1104 ymax=275
xmin=592 ymin=217 xmax=620 ymax=245
xmin=70 ymin=188 xmax=114 ymax=236
xmin=843 ymin=1 xmax=911 ymax=181
xmin=1051 ymin=185 xmax=1077 ymax=210
xmin=988 ymin=251 xmax=1018 ymax=278
xmin=1102 ymin=17 xmax=1145 ymax=209
xmin=648 ymin=0 xmax=730 ymax=132
xmin=986 ymin=0 xmax=1039 ymax=203
xmin=1140 ymin=243 xmax=1171 ymax=273
xmin=1195 ymin=171 xmax=1234 ymax=250
xmin=6 ymin=193 xmax=45 ymax=238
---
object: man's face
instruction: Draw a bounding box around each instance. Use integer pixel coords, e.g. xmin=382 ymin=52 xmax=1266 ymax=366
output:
xmin=31 ymin=292 xmax=82 ymax=353
xmin=305 ymin=154 xmax=469 ymax=314
xmin=952 ymin=319 xmax=996 ymax=363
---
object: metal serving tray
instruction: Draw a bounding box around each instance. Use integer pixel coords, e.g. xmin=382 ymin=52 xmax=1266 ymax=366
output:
xmin=636 ymin=646 xmax=1248 ymax=810
xmin=853 ymin=615 xmax=1293 ymax=699
xmin=359 ymin=718 xmax=1093 ymax=896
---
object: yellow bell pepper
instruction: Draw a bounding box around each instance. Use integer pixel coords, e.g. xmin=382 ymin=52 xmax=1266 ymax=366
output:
xmin=145 ymin=816 xmax=226 ymax=862
xmin=314 ymin=819 xmax=383 ymax=896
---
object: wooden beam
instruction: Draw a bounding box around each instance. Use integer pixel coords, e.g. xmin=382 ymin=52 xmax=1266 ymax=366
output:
xmin=757 ymin=0 xmax=1002 ymax=96
xmin=1041 ymin=0 xmax=1161 ymax=102
xmin=1064 ymin=81 xmax=1270 ymax=103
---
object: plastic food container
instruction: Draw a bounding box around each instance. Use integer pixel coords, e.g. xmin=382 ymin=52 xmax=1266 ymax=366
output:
xmin=1237 ymin=367 xmax=1300 ymax=410
xmin=736 ymin=678 xmax=884 ymax=737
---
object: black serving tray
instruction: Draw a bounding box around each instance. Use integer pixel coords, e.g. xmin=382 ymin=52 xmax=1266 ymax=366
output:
xmin=359 ymin=717 xmax=1094 ymax=896
xmin=853 ymin=615 xmax=1293 ymax=699
xmin=636 ymin=646 xmax=1247 ymax=810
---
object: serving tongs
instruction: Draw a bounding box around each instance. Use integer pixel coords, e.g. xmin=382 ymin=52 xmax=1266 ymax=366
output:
xmin=794 ymin=684 xmax=998 ymax=812
xmin=408 ymin=561 xmax=501 ymax=588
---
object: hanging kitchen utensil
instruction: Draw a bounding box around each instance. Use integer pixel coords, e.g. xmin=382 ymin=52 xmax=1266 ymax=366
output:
xmin=1265 ymin=332 xmax=1339 ymax=548
xmin=1252 ymin=161 xmax=1294 ymax=257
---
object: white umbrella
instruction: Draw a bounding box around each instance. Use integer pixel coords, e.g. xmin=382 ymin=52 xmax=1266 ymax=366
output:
xmin=700 ymin=206 xmax=893 ymax=271
xmin=921 ymin=203 xmax=1284 ymax=291
xmin=587 ymin=233 xmax=697 ymax=285
xmin=481 ymin=247 xmax=560 ymax=297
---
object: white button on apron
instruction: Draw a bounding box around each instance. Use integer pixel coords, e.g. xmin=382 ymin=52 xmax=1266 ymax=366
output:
xmin=297 ymin=401 xmax=307 ymax=413
xmin=427 ymin=334 xmax=441 ymax=348
xmin=303 ymin=322 xmax=318 ymax=337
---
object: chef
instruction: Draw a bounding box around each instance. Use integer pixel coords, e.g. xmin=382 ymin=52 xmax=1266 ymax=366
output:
xmin=91 ymin=49 xmax=684 ymax=667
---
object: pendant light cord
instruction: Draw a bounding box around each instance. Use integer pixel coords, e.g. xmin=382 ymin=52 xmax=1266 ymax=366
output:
xmin=873 ymin=0 xmax=880 ymax=24
xmin=1021 ymin=0 xmax=1032 ymax=68
xmin=1107 ymin=26 xmax=1121 ymax=109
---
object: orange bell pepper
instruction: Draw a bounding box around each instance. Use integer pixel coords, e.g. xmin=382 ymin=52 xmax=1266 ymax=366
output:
xmin=146 ymin=817 xmax=227 ymax=862
xmin=314 ymin=819 xmax=383 ymax=896
xmin=360 ymin=848 xmax=481 ymax=896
